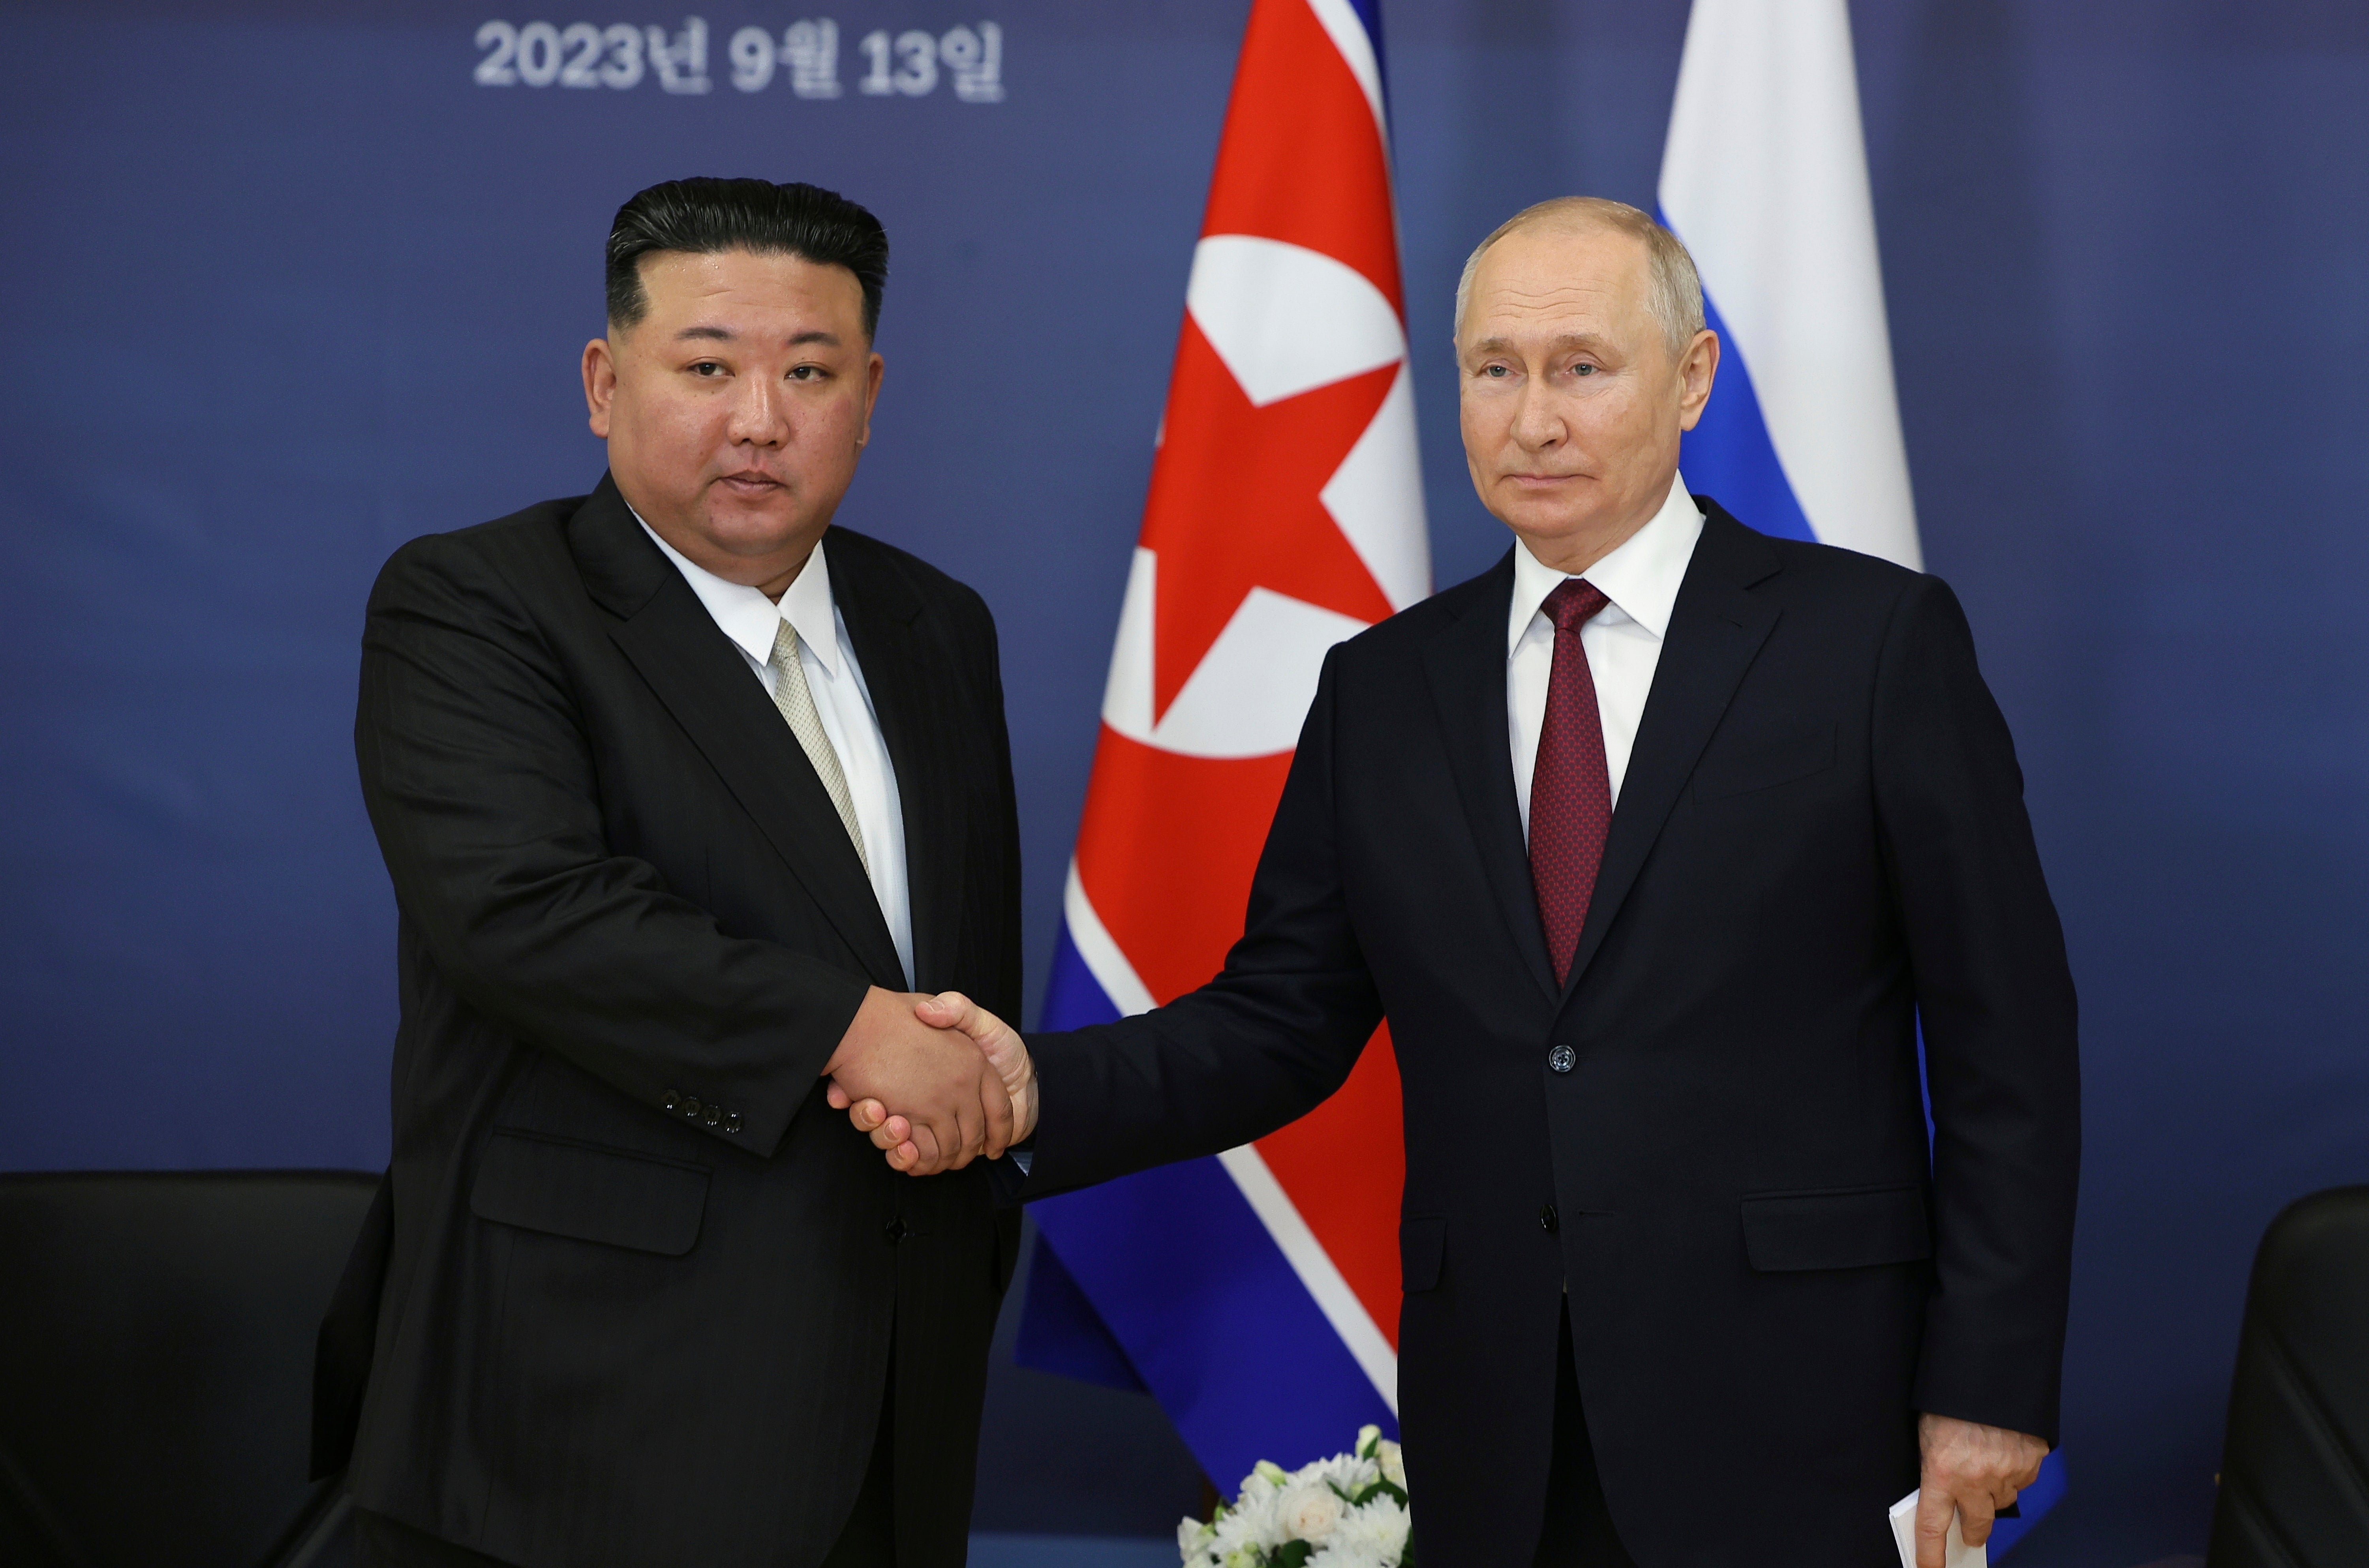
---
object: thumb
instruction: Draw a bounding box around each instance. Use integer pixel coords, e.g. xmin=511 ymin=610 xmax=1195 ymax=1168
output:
xmin=918 ymin=990 xmax=994 ymax=1042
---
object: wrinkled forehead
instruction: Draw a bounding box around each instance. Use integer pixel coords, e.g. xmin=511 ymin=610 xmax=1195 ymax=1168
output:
xmin=1461 ymin=223 xmax=1654 ymax=341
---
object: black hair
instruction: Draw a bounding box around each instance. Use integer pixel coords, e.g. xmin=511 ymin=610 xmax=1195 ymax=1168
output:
xmin=604 ymin=177 xmax=889 ymax=339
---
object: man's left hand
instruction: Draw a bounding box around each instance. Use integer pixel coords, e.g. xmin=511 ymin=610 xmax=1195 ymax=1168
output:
xmin=1914 ymin=1412 xmax=2048 ymax=1568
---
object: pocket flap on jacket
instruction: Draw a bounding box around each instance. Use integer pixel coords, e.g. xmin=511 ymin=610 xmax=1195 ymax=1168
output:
xmin=1400 ymin=1214 xmax=1447 ymax=1293
xmin=1693 ymin=726 xmax=1836 ymax=803
xmin=1741 ymin=1183 xmax=1930 ymax=1272
xmin=470 ymin=1131 xmax=710 ymax=1257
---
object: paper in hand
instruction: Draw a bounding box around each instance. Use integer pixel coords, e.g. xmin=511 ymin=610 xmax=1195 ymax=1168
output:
xmin=1889 ymin=1490 xmax=1986 ymax=1568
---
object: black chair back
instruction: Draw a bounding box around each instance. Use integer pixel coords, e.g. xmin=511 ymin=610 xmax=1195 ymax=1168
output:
xmin=2208 ymin=1184 xmax=2369 ymax=1566
xmin=0 ymin=1170 xmax=379 ymax=1568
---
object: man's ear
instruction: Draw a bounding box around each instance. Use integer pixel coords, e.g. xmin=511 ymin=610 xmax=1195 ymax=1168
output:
xmin=1675 ymin=328 xmax=1720 ymax=433
xmin=856 ymin=351 xmax=884 ymax=449
xmin=582 ymin=336 xmax=618 ymax=439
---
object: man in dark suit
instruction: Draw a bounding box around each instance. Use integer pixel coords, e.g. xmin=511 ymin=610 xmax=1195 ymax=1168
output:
xmin=338 ymin=178 xmax=1023 ymax=1568
xmin=850 ymin=198 xmax=2080 ymax=1567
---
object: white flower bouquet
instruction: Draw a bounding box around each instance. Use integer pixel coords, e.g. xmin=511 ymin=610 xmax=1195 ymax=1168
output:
xmin=1176 ymin=1425 xmax=1412 ymax=1568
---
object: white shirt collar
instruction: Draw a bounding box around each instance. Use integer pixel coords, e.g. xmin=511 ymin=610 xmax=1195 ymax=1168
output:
xmin=1506 ymin=470 xmax=1705 ymax=658
xmin=632 ymin=508 xmax=840 ymax=676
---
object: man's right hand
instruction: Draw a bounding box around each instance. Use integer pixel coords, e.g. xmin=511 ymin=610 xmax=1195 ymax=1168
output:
xmin=820 ymin=987 xmax=1014 ymax=1171
xmin=830 ymin=991 xmax=1034 ymax=1175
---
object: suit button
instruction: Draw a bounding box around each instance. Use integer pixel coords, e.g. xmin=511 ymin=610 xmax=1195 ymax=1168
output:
xmin=1548 ymin=1044 xmax=1576 ymax=1074
xmin=663 ymin=1090 xmax=681 ymax=1112
xmin=1540 ymin=1204 xmax=1559 ymax=1233
xmin=884 ymin=1218 xmax=909 ymax=1244
xmin=723 ymin=1112 xmax=743 ymax=1135
xmin=683 ymin=1095 xmax=702 ymax=1119
xmin=704 ymin=1104 xmax=722 ymax=1127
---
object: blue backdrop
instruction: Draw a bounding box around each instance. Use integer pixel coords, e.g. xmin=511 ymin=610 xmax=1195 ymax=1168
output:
xmin=4 ymin=3 xmax=2365 ymax=1562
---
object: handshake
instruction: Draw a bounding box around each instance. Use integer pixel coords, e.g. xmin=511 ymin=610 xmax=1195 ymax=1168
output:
xmin=819 ymin=988 xmax=1036 ymax=1175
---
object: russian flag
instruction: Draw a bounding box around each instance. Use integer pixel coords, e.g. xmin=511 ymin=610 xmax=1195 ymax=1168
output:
xmin=1013 ymin=0 xmax=1427 ymax=1492
xmin=1661 ymin=0 xmax=2063 ymax=1548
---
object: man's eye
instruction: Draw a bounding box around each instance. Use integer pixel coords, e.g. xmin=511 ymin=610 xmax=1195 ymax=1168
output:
xmin=1573 ymin=364 xmax=1596 ymax=377
xmin=789 ymin=365 xmax=822 ymax=381
xmin=692 ymin=362 xmax=724 ymax=377
xmin=1483 ymin=364 xmax=1509 ymax=378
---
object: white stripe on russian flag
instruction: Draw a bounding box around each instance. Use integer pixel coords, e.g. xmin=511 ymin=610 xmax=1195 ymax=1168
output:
xmin=1659 ymin=0 xmax=1921 ymax=569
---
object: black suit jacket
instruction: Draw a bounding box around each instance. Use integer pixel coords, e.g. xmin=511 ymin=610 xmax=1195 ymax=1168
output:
xmin=1023 ymin=503 xmax=2080 ymax=1568
xmin=344 ymin=475 xmax=1023 ymax=1568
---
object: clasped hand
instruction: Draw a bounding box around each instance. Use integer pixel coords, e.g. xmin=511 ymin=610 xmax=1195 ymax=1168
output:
xmin=822 ymin=988 xmax=1034 ymax=1175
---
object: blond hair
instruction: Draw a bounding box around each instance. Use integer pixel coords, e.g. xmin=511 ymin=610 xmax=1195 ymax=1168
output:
xmin=1453 ymin=197 xmax=1705 ymax=357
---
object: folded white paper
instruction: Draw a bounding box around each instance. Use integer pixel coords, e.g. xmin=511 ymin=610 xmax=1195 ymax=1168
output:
xmin=1889 ymin=1491 xmax=1986 ymax=1568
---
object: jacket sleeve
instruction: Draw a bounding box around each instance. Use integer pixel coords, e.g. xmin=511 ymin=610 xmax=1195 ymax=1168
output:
xmin=1022 ymin=647 xmax=1385 ymax=1199
xmin=973 ymin=586 xmax=1026 ymax=1026
xmin=355 ymin=533 xmax=868 ymax=1157
xmin=1873 ymin=573 xmax=2082 ymax=1444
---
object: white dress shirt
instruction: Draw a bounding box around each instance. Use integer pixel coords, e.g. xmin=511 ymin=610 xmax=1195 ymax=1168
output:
xmin=1508 ymin=471 xmax=1705 ymax=834
xmin=635 ymin=516 xmax=914 ymax=987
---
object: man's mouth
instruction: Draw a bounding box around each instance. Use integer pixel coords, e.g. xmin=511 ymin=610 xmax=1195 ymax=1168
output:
xmin=718 ymin=471 xmax=785 ymax=493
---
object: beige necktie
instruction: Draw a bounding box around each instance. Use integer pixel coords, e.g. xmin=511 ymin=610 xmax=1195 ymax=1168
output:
xmin=769 ymin=619 xmax=869 ymax=876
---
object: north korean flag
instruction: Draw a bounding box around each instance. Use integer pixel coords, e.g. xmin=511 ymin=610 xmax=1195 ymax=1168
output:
xmin=1014 ymin=0 xmax=1430 ymax=1492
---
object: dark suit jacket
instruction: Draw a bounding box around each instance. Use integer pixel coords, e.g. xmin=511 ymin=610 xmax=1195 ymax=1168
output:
xmin=1023 ymin=502 xmax=2080 ymax=1568
xmin=344 ymin=475 xmax=1023 ymax=1568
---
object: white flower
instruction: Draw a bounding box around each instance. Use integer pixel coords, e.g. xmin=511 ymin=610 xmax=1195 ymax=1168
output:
xmin=1177 ymin=1515 xmax=1215 ymax=1561
xmin=1277 ymin=1480 xmax=1346 ymax=1544
xmin=1210 ymin=1500 xmax=1271 ymax=1559
xmin=1376 ymin=1438 xmax=1406 ymax=1491
xmin=1310 ymin=1497 xmax=1411 ymax=1568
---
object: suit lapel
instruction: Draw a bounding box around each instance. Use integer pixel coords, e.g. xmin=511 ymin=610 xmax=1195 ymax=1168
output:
xmin=1422 ymin=553 xmax=1560 ymax=1006
xmin=569 ymin=478 xmax=906 ymax=990
xmin=830 ymin=536 xmax=969 ymax=995
xmin=1558 ymin=505 xmax=1781 ymax=1000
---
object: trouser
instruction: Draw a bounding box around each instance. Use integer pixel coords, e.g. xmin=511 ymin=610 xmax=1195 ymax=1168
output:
xmin=1534 ymin=1298 xmax=1639 ymax=1568
xmin=356 ymin=1360 xmax=900 ymax=1568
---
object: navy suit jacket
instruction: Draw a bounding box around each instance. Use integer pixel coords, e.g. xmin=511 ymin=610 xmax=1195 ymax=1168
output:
xmin=1023 ymin=501 xmax=2080 ymax=1568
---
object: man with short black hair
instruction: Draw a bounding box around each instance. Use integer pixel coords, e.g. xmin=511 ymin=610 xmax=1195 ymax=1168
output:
xmin=334 ymin=177 xmax=1022 ymax=1568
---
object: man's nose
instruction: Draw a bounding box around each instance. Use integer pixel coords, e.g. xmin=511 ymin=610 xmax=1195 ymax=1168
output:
xmin=727 ymin=373 xmax=791 ymax=446
xmin=1509 ymin=381 xmax=1562 ymax=450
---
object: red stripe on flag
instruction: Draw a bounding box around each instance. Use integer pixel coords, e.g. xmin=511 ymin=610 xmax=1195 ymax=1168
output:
xmin=1074 ymin=727 xmax=1292 ymax=1008
xmin=1253 ymin=1022 xmax=1407 ymax=1348
xmin=1201 ymin=0 xmax=1402 ymax=309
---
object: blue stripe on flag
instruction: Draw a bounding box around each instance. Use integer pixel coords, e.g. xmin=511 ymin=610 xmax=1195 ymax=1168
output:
xmin=1022 ymin=918 xmax=1395 ymax=1488
xmin=1041 ymin=917 xmax=1123 ymax=1032
xmin=1015 ymin=1228 xmax=1147 ymax=1392
xmin=1034 ymin=1157 xmax=1395 ymax=1492
xmin=1676 ymin=288 xmax=1819 ymax=546
xmin=1989 ymin=1450 xmax=2068 ymax=1556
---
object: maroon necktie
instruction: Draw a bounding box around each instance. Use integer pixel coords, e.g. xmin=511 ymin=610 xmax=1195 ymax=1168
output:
xmin=1529 ymin=580 xmax=1612 ymax=987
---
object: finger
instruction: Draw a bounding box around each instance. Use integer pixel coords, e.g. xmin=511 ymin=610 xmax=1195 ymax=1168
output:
xmin=848 ymin=1098 xmax=888 ymax=1132
xmin=949 ymin=1089 xmax=985 ymax=1169
xmin=1959 ymin=1493 xmax=1998 ymax=1547
xmin=1914 ymin=1488 xmax=1954 ymax=1568
xmin=981 ymin=1072 xmax=1014 ymax=1161
xmin=911 ymin=1109 xmax=960 ymax=1171
xmin=868 ymin=1111 xmax=910 ymax=1150
xmin=826 ymin=1082 xmax=850 ymax=1110
xmin=907 ymin=1122 xmax=944 ymax=1170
